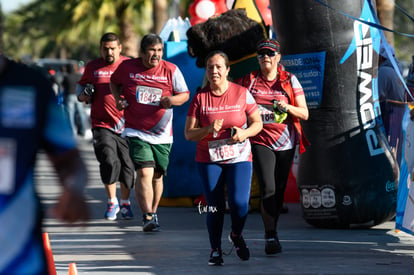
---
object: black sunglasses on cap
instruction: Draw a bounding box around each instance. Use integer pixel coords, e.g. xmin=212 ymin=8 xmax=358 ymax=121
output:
xmin=257 ymin=51 xmax=277 ymax=59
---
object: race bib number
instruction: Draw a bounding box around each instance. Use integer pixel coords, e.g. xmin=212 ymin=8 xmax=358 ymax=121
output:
xmin=0 ymin=139 xmax=16 ymax=194
xmin=208 ymin=139 xmax=240 ymax=162
xmin=258 ymin=105 xmax=276 ymax=124
xmin=136 ymin=86 xmax=162 ymax=106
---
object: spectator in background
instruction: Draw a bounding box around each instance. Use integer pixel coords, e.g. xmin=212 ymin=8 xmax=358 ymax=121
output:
xmin=47 ymin=67 xmax=61 ymax=96
xmin=378 ymin=42 xmax=406 ymax=165
xmin=0 ymin=52 xmax=89 ymax=274
xmin=62 ymin=63 xmax=89 ymax=138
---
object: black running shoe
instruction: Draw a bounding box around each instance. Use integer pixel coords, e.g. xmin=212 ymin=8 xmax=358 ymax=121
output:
xmin=265 ymin=237 xmax=282 ymax=255
xmin=208 ymin=249 xmax=224 ymax=266
xmin=153 ymin=213 xmax=161 ymax=231
xmin=280 ymin=203 xmax=289 ymax=214
xmin=142 ymin=213 xmax=157 ymax=232
xmin=229 ymin=233 xmax=250 ymax=261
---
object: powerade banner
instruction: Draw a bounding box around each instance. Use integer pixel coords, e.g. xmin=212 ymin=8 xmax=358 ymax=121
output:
xmin=281 ymin=52 xmax=326 ymax=108
xmin=396 ymin=106 xmax=414 ymax=235
xmin=271 ymin=0 xmax=397 ymax=228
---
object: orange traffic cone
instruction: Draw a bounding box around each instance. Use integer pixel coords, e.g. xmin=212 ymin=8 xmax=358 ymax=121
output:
xmin=68 ymin=262 xmax=78 ymax=275
xmin=42 ymin=232 xmax=57 ymax=275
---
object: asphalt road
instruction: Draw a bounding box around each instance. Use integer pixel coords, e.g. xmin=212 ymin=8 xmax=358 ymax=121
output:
xmin=34 ymin=138 xmax=414 ymax=275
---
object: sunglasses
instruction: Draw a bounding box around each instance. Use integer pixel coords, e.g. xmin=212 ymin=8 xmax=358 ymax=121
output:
xmin=257 ymin=51 xmax=277 ymax=59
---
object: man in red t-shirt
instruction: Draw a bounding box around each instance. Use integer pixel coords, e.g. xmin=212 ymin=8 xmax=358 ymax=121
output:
xmin=110 ymin=33 xmax=189 ymax=232
xmin=78 ymin=32 xmax=135 ymax=221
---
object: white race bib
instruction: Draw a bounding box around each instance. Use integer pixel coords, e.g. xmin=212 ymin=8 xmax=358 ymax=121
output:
xmin=258 ymin=104 xmax=276 ymax=124
xmin=208 ymin=139 xmax=240 ymax=162
xmin=0 ymin=139 xmax=16 ymax=194
xmin=136 ymin=86 xmax=162 ymax=106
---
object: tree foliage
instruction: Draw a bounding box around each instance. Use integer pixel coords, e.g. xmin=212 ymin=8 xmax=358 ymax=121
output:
xmin=1 ymin=0 xmax=186 ymax=62
xmin=392 ymin=0 xmax=414 ymax=62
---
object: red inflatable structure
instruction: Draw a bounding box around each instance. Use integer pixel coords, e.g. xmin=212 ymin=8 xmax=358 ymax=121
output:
xmin=189 ymin=0 xmax=272 ymax=26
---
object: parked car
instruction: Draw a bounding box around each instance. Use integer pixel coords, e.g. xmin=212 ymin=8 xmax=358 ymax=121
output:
xmin=33 ymin=58 xmax=79 ymax=72
xmin=32 ymin=58 xmax=83 ymax=84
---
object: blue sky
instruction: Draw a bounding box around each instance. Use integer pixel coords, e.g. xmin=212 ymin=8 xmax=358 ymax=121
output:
xmin=1 ymin=0 xmax=32 ymax=13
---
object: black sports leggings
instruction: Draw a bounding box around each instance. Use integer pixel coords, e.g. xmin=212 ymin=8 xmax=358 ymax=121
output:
xmin=252 ymin=144 xmax=295 ymax=236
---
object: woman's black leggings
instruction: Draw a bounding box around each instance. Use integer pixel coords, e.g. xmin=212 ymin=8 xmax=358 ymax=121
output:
xmin=252 ymin=144 xmax=295 ymax=236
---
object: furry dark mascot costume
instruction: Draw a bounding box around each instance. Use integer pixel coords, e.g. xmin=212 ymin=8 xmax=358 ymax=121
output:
xmin=186 ymin=8 xmax=269 ymax=80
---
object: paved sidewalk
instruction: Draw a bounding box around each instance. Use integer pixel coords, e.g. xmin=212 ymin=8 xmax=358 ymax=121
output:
xmin=35 ymin=139 xmax=414 ymax=274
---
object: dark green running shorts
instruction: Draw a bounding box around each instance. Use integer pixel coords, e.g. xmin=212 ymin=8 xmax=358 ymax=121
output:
xmin=127 ymin=137 xmax=171 ymax=174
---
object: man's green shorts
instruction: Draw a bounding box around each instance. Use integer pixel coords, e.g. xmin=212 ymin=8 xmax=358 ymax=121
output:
xmin=128 ymin=137 xmax=171 ymax=174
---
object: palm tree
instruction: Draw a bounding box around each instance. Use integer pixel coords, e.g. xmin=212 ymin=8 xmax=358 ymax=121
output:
xmin=376 ymin=0 xmax=395 ymax=46
xmin=2 ymin=0 xmax=153 ymax=60
xmin=153 ymin=0 xmax=168 ymax=35
xmin=2 ymin=0 xmax=196 ymax=60
xmin=71 ymin=0 xmax=152 ymax=58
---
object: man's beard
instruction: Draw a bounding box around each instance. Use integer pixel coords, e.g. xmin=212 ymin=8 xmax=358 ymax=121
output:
xmin=105 ymin=56 xmax=115 ymax=64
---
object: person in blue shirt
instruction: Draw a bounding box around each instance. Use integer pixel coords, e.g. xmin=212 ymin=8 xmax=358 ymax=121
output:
xmin=0 ymin=53 xmax=89 ymax=275
xmin=378 ymin=42 xmax=406 ymax=165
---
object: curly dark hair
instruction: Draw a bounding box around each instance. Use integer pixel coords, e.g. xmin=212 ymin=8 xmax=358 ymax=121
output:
xmin=186 ymin=9 xmax=268 ymax=68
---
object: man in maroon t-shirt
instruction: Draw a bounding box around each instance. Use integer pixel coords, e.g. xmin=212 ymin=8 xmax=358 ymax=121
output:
xmin=110 ymin=34 xmax=189 ymax=232
xmin=78 ymin=32 xmax=135 ymax=221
